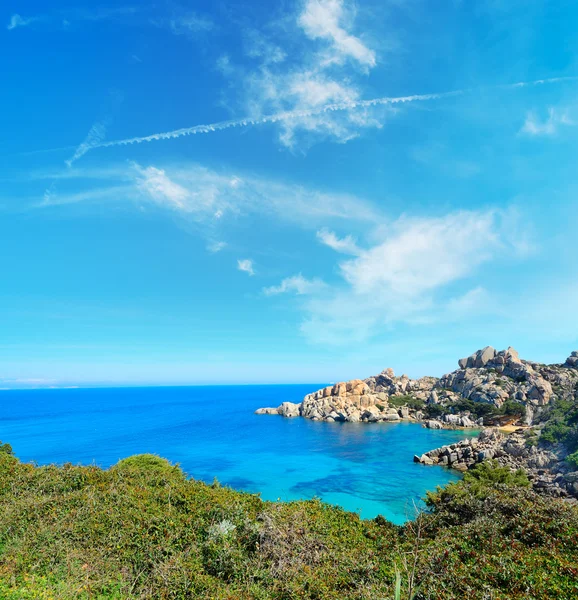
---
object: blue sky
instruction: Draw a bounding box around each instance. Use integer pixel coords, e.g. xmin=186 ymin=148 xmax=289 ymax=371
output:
xmin=1 ymin=0 xmax=578 ymax=387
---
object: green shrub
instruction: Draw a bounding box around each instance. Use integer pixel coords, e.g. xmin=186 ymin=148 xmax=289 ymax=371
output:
xmin=424 ymin=404 xmax=448 ymax=418
xmin=0 ymin=441 xmax=13 ymax=456
xmin=500 ymin=400 xmax=526 ymax=417
xmin=539 ymin=395 xmax=578 ymax=454
xmin=388 ymin=395 xmax=425 ymax=410
xmin=567 ymin=450 xmax=578 ymax=469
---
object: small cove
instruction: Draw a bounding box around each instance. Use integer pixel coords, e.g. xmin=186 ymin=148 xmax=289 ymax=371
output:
xmin=0 ymin=384 xmax=477 ymax=524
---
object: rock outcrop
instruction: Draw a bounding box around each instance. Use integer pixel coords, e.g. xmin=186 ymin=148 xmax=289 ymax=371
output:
xmin=566 ymin=351 xmax=578 ymax=368
xmin=443 ymin=346 xmax=556 ymax=407
xmin=415 ymin=428 xmax=576 ymax=498
xmin=256 ymin=346 xmax=577 ymax=426
xmin=298 ymin=378 xmax=416 ymax=423
xmin=255 ymin=402 xmax=301 ymax=417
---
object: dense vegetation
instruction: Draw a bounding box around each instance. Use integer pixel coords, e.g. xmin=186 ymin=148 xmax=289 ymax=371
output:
xmin=389 ymin=394 xmax=526 ymax=422
xmin=0 ymin=444 xmax=577 ymax=599
xmin=539 ymin=393 xmax=578 ymax=467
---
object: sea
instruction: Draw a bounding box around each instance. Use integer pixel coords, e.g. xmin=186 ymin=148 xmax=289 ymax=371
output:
xmin=0 ymin=384 xmax=477 ymax=525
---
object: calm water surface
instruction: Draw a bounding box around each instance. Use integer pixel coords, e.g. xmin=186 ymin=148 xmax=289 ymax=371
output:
xmin=0 ymin=385 xmax=476 ymax=524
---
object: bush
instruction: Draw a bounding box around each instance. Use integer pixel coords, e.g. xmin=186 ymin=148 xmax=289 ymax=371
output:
xmin=424 ymin=404 xmax=448 ymax=419
xmin=424 ymin=398 xmax=526 ymax=422
xmin=0 ymin=441 xmax=14 ymax=456
xmin=388 ymin=395 xmax=425 ymax=410
xmin=567 ymin=450 xmax=578 ymax=469
xmin=539 ymin=395 xmax=578 ymax=453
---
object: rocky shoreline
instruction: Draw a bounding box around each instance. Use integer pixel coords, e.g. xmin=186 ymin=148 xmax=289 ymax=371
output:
xmin=414 ymin=427 xmax=578 ymax=499
xmin=256 ymin=347 xmax=578 ymax=500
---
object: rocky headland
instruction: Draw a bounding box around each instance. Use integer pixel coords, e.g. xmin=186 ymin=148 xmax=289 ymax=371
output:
xmin=257 ymin=347 xmax=578 ymax=499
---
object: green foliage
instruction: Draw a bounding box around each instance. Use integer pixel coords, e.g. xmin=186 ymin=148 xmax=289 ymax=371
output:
xmin=500 ymin=400 xmax=526 ymax=417
xmin=419 ymin=469 xmax=578 ymax=599
xmin=388 ymin=395 xmax=425 ymax=410
xmin=0 ymin=441 xmax=13 ymax=456
xmin=425 ymin=398 xmax=526 ymax=421
xmin=462 ymin=460 xmax=530 ymax=489
xmin=567 ymin=450 xmax=578 ymax=469
xmin=426 ymin=461 xmax=530 ymax=511
xmin=540 ymin=395 xmax=578 ymax=454
xmin=0 ymin=449 xmax=576 ymax=599
xmin=424 ymin=404 xmax=448 ymax=418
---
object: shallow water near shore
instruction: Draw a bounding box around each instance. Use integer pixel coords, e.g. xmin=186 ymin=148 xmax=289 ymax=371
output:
xmin=0 ymin=384 xmax=477 ymax=524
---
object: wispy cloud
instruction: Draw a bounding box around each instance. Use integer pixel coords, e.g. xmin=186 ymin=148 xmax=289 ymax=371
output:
xmin=237 ymin=259 xmax=255 ymax=276
xmin=299 ymin=0 xmax=376 ymax=68
xmin=264 ymin=274 xmax=325 ymax=295
xmin=287 ymin=208 xmax=533 ymax=343
xmin=133 ymin=164 xmax=189 ymax=209
xmin=32 ymin=161 xmax=381 ymax=230
xmin=7 ymin=7 xmax=139 ymax=31
xmin=243 ymin=29 xmax=287 ymax=65
xmin=232 ymin=0 xmax=381 ymax=149
xmin=207 ymin=241 xmax=227 ymax=253
xmin=520 ymin=107 xmax=574 ymax=136
xmin=38 ymin=184 xmax=133 ymax=208
xmin=316 ymin=228 xmax=360 ymax=255
xmin=7 ymin=14 xmax=38 ymax=30
xmin=153 ymin=12 xmax=214 ymax=36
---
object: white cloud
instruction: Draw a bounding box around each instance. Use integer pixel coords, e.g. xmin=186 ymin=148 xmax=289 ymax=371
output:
xmin=7 ymin=7 xmax=138 ymax=30
xmin=130 ymin=162 xmax=380 ymax=226
xmin=207 ymin=241 xmax=227 ymax=253
xmin=7 ymin=14 xmax=37 ymax=29
xmin=264 ymin=274 xmax=325 ymax=295
xmin=339 ymin=211 xmax=504 ymax=296
xmin=32 ymin=162 xmax=381 ymax=229
xmin=237 ymin=259 xmax=255 ymax=276
xmin=216 ymin=0 xmax=380 ymax=149
xmin=316 ymin=228 xmax=360 ymax=255
xmin=133 ymin=164 xmax=189 ymax=210
xmin=38 ymin=185 xmax=134 ymax=208
xmin=244 ymin=29 xmax=287 ymax=65
xmin=166 ymin=13 xmax=213 ymax=35
xmin=520 ymin=107 xmax=574 ymax=136
xmin=295 ymin=209 xmax=531 ymax=343
xmin=299 ymin=0 xmax=376 ymax=67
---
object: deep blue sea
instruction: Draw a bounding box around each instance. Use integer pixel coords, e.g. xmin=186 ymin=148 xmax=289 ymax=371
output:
xmin=0 ymin=384 xmax=476 ymax=524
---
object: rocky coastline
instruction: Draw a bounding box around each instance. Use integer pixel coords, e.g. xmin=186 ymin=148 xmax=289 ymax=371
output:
xmin=414 ymin=427 xmax=578 ymax=498
xmin=257 ymin=347 xmax=578 ymax=499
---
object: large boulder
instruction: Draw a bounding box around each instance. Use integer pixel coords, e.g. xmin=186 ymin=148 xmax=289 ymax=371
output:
xmin=458 ymin=346 xmax=496 ymax=369
xmin=279 ymin=402 xmax=301 ymax=418
xmin=255 ymin=407 xmax=280 ymax=415
xmin=566 ymin=351 xmax=578 ymax=368
xmin=476 ymin=346 xmax=497 ymax=368
xmin=383 ymin=412 xmax=401 ymax=421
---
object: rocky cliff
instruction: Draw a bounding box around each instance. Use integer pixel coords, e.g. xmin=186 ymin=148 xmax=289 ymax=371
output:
xmin=257 ymin=346 xmax=578 ymax=428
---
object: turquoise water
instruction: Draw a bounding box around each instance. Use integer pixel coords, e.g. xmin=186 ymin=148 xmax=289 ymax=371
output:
xmin=0 ymin=385 xmax=475 ymax=524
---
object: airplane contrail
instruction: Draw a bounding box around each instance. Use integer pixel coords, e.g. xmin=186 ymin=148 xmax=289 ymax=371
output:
xmin=94 ymin=90 xmax=461 ymax=150
xmin=60 ymin=74 xmax=577 ymax=163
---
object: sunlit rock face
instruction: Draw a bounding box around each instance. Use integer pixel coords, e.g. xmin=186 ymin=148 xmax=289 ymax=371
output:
xmin=257 ymin=347 xmax=578 ymax=424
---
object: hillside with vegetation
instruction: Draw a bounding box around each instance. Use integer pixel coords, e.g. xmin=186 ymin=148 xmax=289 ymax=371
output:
xmin=0 ymin=442 xmax=577 ymax=599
